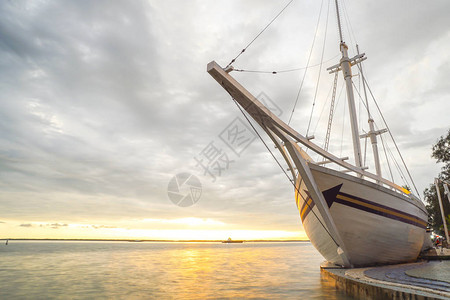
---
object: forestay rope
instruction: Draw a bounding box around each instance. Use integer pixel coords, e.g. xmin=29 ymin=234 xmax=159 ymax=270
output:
xmin=225 ymin=0 xmax=295 ymax=69
xmin=231 ymin=97 xmax=342 ymax=249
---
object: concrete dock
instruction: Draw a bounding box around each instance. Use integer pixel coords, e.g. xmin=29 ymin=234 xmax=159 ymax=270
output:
xmin=321 ymin=248 xmax=450 ymax=300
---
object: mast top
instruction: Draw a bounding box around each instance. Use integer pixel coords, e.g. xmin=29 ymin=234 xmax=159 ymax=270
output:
xmin=334 ymin=0 xmax=344 ymax=43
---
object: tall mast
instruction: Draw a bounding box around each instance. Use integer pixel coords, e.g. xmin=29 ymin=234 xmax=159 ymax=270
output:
xmin=357 ymin=45 xmax=387 ymax=182
xmin=435 ymin=179 xmax=450 ymax=243
xmin=331 ymin=0 xmax=363 ymax=171
xmin=334 ymin=0 xmax=344 ymax=42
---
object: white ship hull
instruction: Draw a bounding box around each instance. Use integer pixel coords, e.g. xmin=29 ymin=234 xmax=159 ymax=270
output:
xmin=297 ymin=163 xmax=427 ymax=267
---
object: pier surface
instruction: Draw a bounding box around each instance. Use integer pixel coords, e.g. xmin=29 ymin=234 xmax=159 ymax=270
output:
xmin=321 ymin=248 xmax=450 ymax=299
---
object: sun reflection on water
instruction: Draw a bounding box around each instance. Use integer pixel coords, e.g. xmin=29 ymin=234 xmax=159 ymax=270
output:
xmin=0 ymin=241 xmax=353 ymax=299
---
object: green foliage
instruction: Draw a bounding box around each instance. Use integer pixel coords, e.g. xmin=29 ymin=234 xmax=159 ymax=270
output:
xmin=439 ymin=215 xmax=450 ymax=232
xmin=432 ymin=129 xmax=450 ymax=163
xmin=424 ymin=184 xmax=450 ymax=233
xmin=424 ymin=129 xmax=450 ymax=233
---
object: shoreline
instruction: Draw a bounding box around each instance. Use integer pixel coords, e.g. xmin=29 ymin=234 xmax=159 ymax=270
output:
xmin=1 ymin=238 xmax=310 ymax=243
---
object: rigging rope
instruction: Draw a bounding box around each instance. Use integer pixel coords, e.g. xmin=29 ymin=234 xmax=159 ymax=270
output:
xmin=384 ymin=135 xmax=409 ymax=187
xmin=356 ymin=60 xmax=372 ymax=119
xmin=351 ymin=81 xmax=369 ymax=117
xmin=312 ymin=77 xmax=335 ymax=137
xmin=306 ymin=0 xmax=331 ymax=137
xmin=362 ymin=77 xmax=420 ymax=198
xmin=353 ymin=78 xmax=417 ymax=194
xmin=363 ymin=135 xmax=368 ymax=166
xmin=358 ymin=73 xmax=363 ymax=130
xmin=356 ymin=47 xmax=371 ymax=166
xmin=233 ymin=54 xmax=340 ymax=74
xmin=339 ymin=90 xmax=347 ymax=167
xmin=225 ymin=0 xmax=295 ymax=69
xmin=340 ymin=0 xmax=354 ymax=52
xmin=341 ymin=0 xmax=359 ymax=54
xmin=230 ymin=97 xmax=341 ymax=248
xmin=373 ymin=120 xmax=409 ymax=189
xmin=288 ymin=0 xmax=325 ymax=125
xmin=380 ymin=133 xmax=394 ymax=182
xmin=324 ymin=72 xmax=339 ymax=152
xmin=351 ymin=80 xmax=411 ymax=188
xmin=382 ymin=129 xmax=410 ymax=186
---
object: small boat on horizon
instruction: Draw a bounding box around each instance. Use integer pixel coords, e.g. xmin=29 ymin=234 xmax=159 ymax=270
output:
xmin=222 ymin=237 xmax=244 ymax=244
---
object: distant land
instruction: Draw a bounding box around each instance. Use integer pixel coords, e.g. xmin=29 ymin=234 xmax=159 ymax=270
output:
xmin=1 ymin=238 xmax=310 ymax=243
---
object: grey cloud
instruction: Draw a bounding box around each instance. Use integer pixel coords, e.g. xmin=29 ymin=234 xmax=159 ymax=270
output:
xmin=91 ymin=225 xmax=116 ymax=229
xmin=47 ymin=223 xmax=68 ymax=229
xmin=1 ymin=0 xmax=449 ymax=234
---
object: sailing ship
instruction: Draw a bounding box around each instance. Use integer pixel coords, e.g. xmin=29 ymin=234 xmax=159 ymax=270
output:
xmin=207 ymin=1 xmax=428 ymax=267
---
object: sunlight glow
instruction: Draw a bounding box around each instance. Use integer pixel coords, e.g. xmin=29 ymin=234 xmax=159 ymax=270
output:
xmin=141 ymin=217 xmax=226 ymax=227
xmin=1 ymin=219 xmax=308 ymax=241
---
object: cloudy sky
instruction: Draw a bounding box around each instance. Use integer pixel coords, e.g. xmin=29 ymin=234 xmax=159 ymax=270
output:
xmin=1 ymin=0 xmax=449 ymax=240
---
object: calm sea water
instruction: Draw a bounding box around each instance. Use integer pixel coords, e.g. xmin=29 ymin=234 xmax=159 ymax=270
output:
xmin=0 ymin=241 xmax=354 ymax=299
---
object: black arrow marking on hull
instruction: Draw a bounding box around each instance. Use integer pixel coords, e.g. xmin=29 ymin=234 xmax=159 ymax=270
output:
xmin=322 ymin=184 xmax=343 ymax=208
